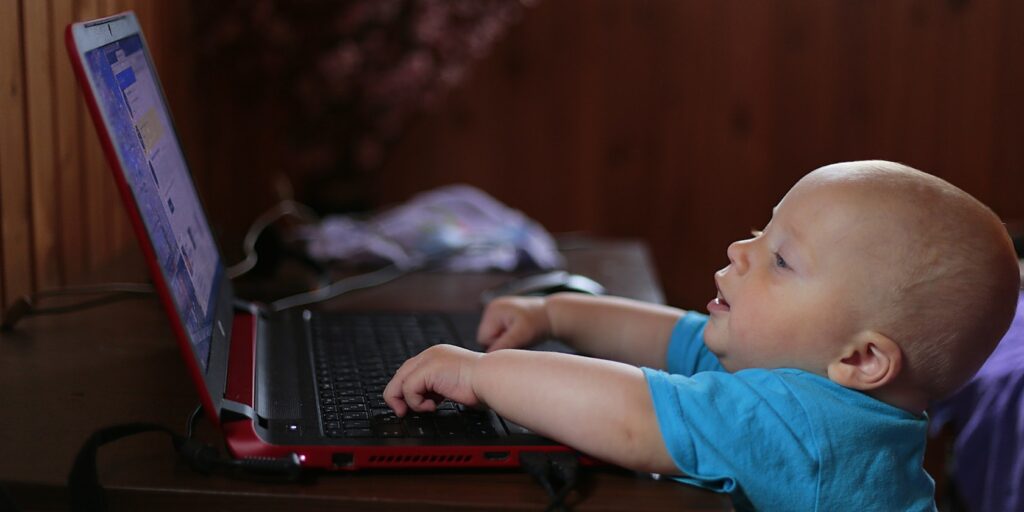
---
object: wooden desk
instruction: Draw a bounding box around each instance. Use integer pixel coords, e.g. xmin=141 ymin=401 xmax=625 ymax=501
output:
xmin=0 ymin=237 xmax=731 ymax=511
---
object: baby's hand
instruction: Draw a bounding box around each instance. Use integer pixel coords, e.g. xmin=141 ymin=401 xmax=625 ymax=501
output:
xmin=384 ymin=344 xmax=483 ymax=417
xmin=476 ymin=296 xmax=551 ymax=352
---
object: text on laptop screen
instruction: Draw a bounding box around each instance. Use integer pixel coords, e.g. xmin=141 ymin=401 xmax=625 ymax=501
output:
xmin=85 ymin=34 xmax=221 ymax=371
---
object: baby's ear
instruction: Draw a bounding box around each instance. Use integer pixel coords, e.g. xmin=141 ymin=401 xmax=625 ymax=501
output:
xmin=826 ymin=331 xmax=903 ymax=391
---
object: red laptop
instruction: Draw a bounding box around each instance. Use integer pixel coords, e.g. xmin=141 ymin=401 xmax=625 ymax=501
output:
xmin=67 ymin=11 xmax=573 ymax=471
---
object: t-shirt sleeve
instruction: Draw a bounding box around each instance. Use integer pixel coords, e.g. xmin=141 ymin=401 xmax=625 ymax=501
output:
xmin=665 ymin=312 xmax=724 ymax=376
xmin=640 ymin=368 xmax=821 ymax=511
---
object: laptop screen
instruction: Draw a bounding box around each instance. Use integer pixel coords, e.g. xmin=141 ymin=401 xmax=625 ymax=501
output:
xmin=84 ymin=34 xmax=222 ymax=371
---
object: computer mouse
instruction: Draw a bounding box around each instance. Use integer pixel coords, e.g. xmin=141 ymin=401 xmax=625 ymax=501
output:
xmin=480 ymin=270 xmax=606 ymax=303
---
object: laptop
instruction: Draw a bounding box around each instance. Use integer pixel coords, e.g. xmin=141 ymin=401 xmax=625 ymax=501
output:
xmin=66 ymin=11 xmax=573 ymax=471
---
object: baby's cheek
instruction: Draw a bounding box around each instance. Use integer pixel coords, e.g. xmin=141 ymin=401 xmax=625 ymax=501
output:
xmin=727 ymin=311 xmax=760 ymax=344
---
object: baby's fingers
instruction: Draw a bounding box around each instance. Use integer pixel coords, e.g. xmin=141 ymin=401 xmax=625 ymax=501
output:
xmin=383 ymin=375 xmax=410 ymax=416
xmin=476 ymin=312 xmax=509 ymax=347
xmin=401 ymin=375 xmax=438 ymax=413
xmin=384 ymin=356 xmax=424 ymax=416
xmin=486 ymin=319 xmax=536 ymax=352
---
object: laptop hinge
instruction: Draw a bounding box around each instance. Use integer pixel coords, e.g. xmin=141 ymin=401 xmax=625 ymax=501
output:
xmin=221 ymin=398 xmax=256 ymax=422
xmin=234 ymin=298 xmax=270 ymax=318
xmin=224 ymin=308 xmax=259 ymax=419
xmin=223 ymin=301 xmax=272 ymax=426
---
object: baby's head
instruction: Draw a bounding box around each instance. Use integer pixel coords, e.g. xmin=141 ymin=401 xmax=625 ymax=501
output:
xmin=705 ymin=160 xmax=1019 ymax=410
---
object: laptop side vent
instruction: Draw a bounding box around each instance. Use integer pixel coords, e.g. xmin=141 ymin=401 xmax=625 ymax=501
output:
xmin=367 ymin=454 xmax=474 ymax=465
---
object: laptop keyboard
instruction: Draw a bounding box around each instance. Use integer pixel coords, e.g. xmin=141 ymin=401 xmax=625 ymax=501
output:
xmin=310 ymin=313 xmax=501 ymax=440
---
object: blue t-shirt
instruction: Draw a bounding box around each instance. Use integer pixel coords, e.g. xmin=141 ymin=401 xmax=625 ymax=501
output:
xmin=641 ymin=312 xmax=937 ymax=511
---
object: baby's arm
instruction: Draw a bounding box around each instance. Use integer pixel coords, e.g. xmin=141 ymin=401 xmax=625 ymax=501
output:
xmin=479 ymin=293 xmax=684 ymax=369
xmin=383 ymin=344 xmax=679 ymax=474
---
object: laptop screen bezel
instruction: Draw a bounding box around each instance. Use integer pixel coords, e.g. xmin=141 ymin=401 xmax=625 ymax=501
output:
xmin=67 ymin=11 xmax=234 ymax=426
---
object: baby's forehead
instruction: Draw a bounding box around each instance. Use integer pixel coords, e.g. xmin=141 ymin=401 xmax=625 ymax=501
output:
xmin=783 ymin=167 xmax=985 ymax=268
xmin=782 ymin=177 xmax=901 ymax=226
xmin=779 ymin=179 xmax=930 ymax=260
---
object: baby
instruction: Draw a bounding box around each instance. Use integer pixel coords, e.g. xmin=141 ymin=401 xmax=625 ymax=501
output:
xmin=384 ymin=160 xmax=1020 ymax=510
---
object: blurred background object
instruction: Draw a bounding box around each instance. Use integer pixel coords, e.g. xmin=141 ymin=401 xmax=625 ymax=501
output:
xmin=193 ymin=0 xmax=535 ymax=214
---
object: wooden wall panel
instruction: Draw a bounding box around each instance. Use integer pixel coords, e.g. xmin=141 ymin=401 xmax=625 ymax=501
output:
xmin=24 ymin=0 xmax=60 ymax=292
xmin=52 ymin=0 xmax=85 ymax=285
xmin=1 ymin=0 xmax=34 ymax=309
xmin=0 ymin=0 xmax=193 ymax=312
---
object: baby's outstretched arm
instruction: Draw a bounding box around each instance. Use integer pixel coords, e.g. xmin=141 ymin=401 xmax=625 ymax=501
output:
xmin=383 ymin=344 xmax=679 ymax=474
xmin=479 ymin=293 xmax=684 ymax=369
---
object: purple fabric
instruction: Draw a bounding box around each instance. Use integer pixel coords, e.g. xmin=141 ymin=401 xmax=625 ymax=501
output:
xmin=930 ymin=290 xmax=1024 ymax=512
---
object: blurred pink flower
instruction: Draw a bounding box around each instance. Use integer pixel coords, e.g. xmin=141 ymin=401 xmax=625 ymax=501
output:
xmin=196 ymin=0 xmax=536 ymax=191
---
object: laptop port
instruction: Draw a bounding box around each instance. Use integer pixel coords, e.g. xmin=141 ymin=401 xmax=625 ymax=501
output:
xmin=332 ymin=452 xmax=355 ymax=467
xmin=483 ymin=451 xmax=510 ymax=461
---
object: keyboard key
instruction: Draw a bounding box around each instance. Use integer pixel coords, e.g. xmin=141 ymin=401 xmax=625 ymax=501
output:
xmin=345 ymin=428 xmax=374 ymax=438
xmin=468 ymin=426 xmax=497 ymax=438
xmin=375 ymin=424 xmax=405 ymax=437
xmin=434 ymin=417 xmax=466 ymax=437
xmin=371 ymin=414 xmax=401 ymax=425
xmin=406 ymin=423 xmax=436 ymax=437
xmin=404 ymin=418 xmax=437 ymax=437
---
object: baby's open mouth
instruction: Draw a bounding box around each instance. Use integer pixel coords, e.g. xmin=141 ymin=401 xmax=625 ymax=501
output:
xmin=709 ymin=274 xmax=730 ymax=313
xmin=708 ymin=290 xmax=731 ymax=313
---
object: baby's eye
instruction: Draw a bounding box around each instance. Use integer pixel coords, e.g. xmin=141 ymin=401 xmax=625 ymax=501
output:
xmin=774 ymin=253 xmax=788 ymax=269
xmin=750 ymin=229 xmax=764 ymax=238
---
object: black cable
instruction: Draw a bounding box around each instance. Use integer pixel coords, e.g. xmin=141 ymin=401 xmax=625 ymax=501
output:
xmin=0 ymin=283 xmax=154 ymax=331
xmin=29 ymin=292 xmax=146 ymax=315
xmin=225 ymin=199 xmax=320 ymax=280
xmin=67 ymin=405 xmax=303 ymax=512
xmin=185 ymin=403 xmax=204 ymax=439
xmin=270 ymin=262 xmax=408 ymax=311
xmin=545 ymin=453 xmax=580 ymax=512
xmin=68 ymin=422 xmax=181 ymax=511
xmin=268 ymin=242 xmax=492 ymax=311
xmin=520 ymin=452 xmax=582 ymax=512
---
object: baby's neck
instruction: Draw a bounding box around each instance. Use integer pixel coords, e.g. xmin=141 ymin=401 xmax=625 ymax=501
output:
xmin=865 ymin=386 xmax=928 ymax=415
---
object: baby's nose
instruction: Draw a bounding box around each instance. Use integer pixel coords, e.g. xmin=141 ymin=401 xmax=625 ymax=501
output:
xmin=726 ymin=240 xmax=750 ymax=274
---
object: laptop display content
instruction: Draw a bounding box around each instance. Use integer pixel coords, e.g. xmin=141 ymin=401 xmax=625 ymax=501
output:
xmin=82 ymin=31 xmax=221 ymax=372
xmin=68 ymin=12 xmax=573 ymax=471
